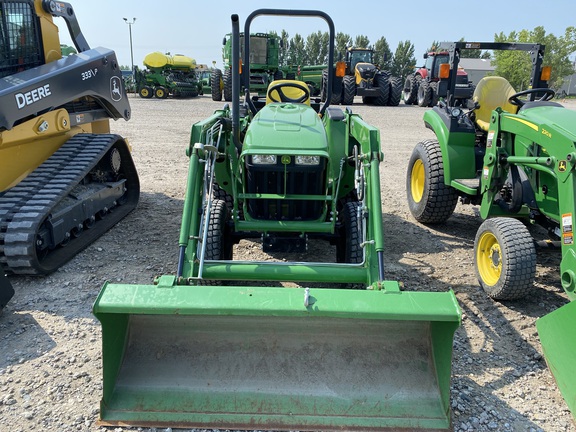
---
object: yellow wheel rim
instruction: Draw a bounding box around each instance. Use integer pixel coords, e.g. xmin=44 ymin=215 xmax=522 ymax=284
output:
xmin=410 ymin=159 xmax=425 ymax=203
xmin=477 ymin=231 xmax=502 ymax=286
xmin=141 ymin=89 xmax=149 ymax=97
xmin=157 ymin=90 xmax=165 ymax=98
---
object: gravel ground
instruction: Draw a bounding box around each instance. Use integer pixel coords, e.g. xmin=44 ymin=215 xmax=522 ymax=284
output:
xmin=1 ymin=94 xmax=575 ymax=432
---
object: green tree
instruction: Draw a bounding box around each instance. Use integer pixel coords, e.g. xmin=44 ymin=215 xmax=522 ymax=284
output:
xmin=391 ymin=40 xmax=416 ymax=81
xmin=305 ymin=31 xmax=329 ymax=65
xmin=493 ymin=26 xmax=576 ymax=90
xmin=288 ymin=33 xmax=306 ymax=67
xmin=274 ymin=30 xmax=290 ymax=67
xmin=354 ymin=35 xmax=370 ymax=49
xmin=373 ymin=37 xmax=392 ymax=70
xmin=335 ymin=32 xmax=352 ymax=61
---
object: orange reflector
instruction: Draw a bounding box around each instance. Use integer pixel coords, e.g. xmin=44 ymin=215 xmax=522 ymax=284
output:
xmin=335 ymin=61 xmax=346 ymax=77
xmin=439 ymin=63 xmax=450 ymax=79
xmin=541 ymin=66 xmax=551 ymax=82
xmin=239 ymin=59 xmax=243 ymax=75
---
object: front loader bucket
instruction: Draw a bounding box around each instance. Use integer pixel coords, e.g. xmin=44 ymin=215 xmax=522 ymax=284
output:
xmin=536 ymin=301 xmax=576 ymax=421
xmin=93 ymin=280 xmax=460 ymax=431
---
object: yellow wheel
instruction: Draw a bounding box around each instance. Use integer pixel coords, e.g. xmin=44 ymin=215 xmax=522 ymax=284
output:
xmin=154 ymin=86 xmax=168 ymax=99
xmin=406 ymin=139 xmax=457 ymax=223
xmin=410 ymin=159 xmax=425 ymax=203
xmin=138 ymin=85 xmax=153 ymax=99
xmin=476 ymin=230 xmax=502 ymax=286
xmin=474 ymin=218 xmax=536 ymax=300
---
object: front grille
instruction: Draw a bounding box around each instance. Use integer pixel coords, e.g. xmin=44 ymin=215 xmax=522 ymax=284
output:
xmin=245 ymin=158 xmax=327 ymax=221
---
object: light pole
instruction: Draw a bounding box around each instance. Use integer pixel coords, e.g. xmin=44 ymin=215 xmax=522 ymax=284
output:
xmin=123 ymin=17 xmax=136 ymax=74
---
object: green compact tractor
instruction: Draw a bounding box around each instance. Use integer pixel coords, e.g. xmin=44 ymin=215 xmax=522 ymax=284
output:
xmin=406 ymin=41 xmax=576 ymax=421
xmin=135 ymin=52 xmax=200 ymax=99
xmin=93 ymin=9 xmax=461 ymax=431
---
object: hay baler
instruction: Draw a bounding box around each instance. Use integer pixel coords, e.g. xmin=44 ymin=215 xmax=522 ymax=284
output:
xmin=93 ymin=10 xmax=461 ymax=431
xmin=406 ymin=41 xmax=576 ymax=421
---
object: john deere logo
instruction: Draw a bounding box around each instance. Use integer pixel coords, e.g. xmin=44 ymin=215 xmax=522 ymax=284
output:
xmin=281 ymin=155 xmax=291 ymax=165
xmin=559 ymin=160 xmax=567 ymax=172
xmin=110 ymin=76 xmax=123 ymax=102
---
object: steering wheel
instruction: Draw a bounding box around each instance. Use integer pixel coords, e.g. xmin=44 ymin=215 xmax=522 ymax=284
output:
xmin=508 ymin=88 xmax=556 ymax=107
xmin=267 ymin=81 xmax=311 ymax=103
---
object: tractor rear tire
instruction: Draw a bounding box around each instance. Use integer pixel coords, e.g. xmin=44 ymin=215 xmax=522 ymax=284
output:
xmin=138 ymin=85 xmax=153 ymax=99
xmin=320 ymin=70 xmax=328 ymax=102
xmin=337 ymin=201 xmax=362 ymax=264
xmin=474 ymin=217 xmax=536 ymax=300
xmin=387 ymin=76 xmax=402 ymax=106
xmin=406 ymin=139 xmax=458 ymax=223
xmin=374 ymin=73 xmax=390 ymax=106
xmin=417 ymin=80 xmax=432 ymax=107
xmin=342 ymin=75 xmax=356 ymax=105
xmin=403 ymin=73 xmax=418 ymax=104
xmin=199 ymin=199 xmax=233 ymax=285
xmin=211 ymin=68 xmax=222 ymax=101
xmin=429 ymin=81 xmax=439 ymax=106
xmin=330 ymin=76 xmax=343 ymax=105
xmin=223 ymin=69 xmax=232 ymax=102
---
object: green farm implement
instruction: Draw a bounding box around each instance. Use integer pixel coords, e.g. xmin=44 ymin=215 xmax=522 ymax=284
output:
xmin=135 ymin=52 xmax=200 ymax=99
xmin=406 ymin=41 xmax=576 ymax=421
xmin=94 ymin=9 xmax=461 ymax=431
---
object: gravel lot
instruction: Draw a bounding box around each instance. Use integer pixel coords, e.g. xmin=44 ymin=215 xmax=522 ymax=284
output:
xmin=1 ymin=94 xmax=575 ymax=432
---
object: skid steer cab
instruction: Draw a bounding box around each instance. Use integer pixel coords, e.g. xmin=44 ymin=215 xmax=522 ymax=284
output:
xmin=405 ymin=41 xmax=576 ymax=422
xmin=93 ymin=9 xmax=461 ymax=432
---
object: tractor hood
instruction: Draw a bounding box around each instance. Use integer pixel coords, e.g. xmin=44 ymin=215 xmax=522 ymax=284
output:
xmin=355 ymin=62 xmax=377 ymax=79
xmin=242 ymin=104 xmax=329 ymax=156
xmin=520 ymin=105 xmax=576 ymax=142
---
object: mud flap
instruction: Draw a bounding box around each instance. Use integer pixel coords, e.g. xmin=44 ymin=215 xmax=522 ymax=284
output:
xmin=536 ymin=301 xmax=576 ymax=421
xmin=93 ymin=280 xmax=461 ymax=431
xmin=0 ymin=272 xmax=14 ymax=310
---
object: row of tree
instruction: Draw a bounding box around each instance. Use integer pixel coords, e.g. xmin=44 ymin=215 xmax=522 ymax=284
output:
xmin=271 ymin=26 xmax=576 ymax=90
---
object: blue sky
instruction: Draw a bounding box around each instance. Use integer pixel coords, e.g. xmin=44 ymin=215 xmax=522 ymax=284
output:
xmin=57 ymin=0 xmax=576 ymax=69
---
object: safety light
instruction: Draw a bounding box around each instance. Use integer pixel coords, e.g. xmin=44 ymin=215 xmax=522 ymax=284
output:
xmin=439 ymin=63 xmax=450 ymax=79
xmin=335 ymin=61 xmax=346 ymax=77
xmin=239 ymin=58 xmax=243 ymax=75
xmin=541 ymin=66 xmax=551 ymax=82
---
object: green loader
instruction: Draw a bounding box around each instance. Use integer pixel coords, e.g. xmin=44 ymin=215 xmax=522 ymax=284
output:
xmin=406 ymin=41 xmax=576 ymax=422
xmin=93 ymin=9 xmax=461 ymax=431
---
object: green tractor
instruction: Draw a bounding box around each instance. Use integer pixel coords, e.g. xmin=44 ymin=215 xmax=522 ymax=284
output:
xmin=211 ymin=32 xmax=287 ymax=101
xmin=406 ymin=41 xmax=576 ymax=422
xmin=93 ymin=9 xmax=461 ymax=431
xmin=135 ymin=52 xmax=200 ymax=99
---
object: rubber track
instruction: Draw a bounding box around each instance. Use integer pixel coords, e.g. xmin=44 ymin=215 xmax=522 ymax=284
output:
xmin=0 ymin=134 xmax=137 ymax=275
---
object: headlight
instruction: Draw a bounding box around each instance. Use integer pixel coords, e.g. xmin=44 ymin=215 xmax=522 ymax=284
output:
xmin=295 ymin=155 xmax=320 ymax=165
xmin=252 ymin=155 xmax=277 ymax=164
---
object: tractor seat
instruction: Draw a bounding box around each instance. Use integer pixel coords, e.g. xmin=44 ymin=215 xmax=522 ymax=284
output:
xmin=473 ymin=76 xmax=518 ymax=131
xmin=266 ymin=79 xmax=310 ymax=105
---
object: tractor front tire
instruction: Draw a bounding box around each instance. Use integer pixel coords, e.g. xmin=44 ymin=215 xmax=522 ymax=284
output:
xmin=406 ymin=139 xmax=458 ymax=223
xmin=474 ymin=218 xmax=536 ymax=300
xmin=387 ymin=76 xmax=402 ymax=106
xmin=417 ymin=80 xmax=432 ymax=107
xmin=337 ymin=201 xmax=362 ymax=264
xmin=211 ymin=68 xmax=223 ymax=101
xmin=199 ymin=199 xmax=233 ymax=286
xmin=403 ymin=73 xmax=418 ymax=104
xmin=342 ymin=75 xmax=356 ymax=105
xmin=374 ymin=73 xmax=390 ymax=106
xmin=223 ymin=69 xmax=233 ymax=102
